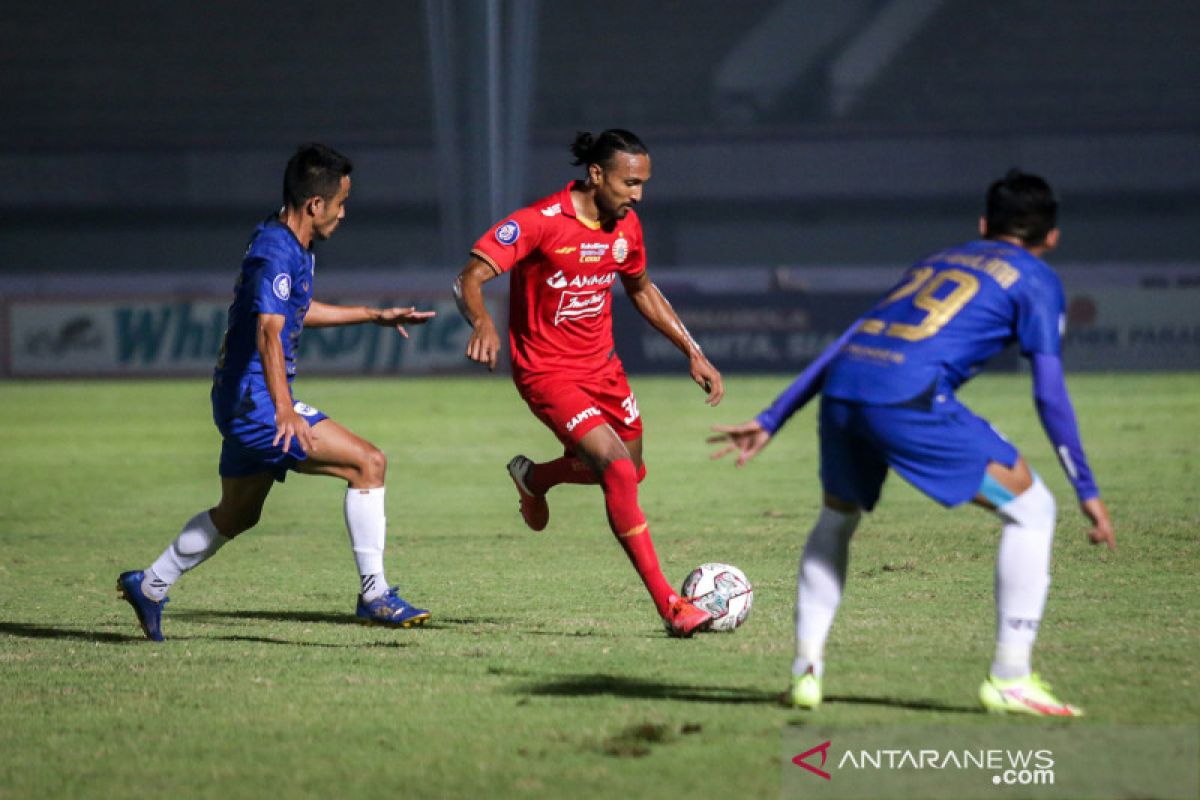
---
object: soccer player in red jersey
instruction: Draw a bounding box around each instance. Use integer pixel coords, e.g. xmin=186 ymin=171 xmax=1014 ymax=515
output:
xmin=454 ymin=129 xmax=724 ymax=637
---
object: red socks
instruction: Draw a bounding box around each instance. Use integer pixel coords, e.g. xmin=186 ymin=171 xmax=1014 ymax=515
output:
xmin=528 ymin=456 xmax=596 ymax=495
xmin=528 ymin=455 xmax=646 ymax=495
xmin=600 ymin=458 xmax=675 ymax=617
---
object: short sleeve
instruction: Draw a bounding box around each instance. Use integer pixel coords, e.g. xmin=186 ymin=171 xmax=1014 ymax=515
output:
xmin=248 ymin=248 xmax=294 ymax=317
xmin=1014 ymin=267 xmax=1065 ymax=356
xmin=619 ymin=214 xmax=647 ymax=277
xmin=471 ymin=208 xmax=543 ymax=274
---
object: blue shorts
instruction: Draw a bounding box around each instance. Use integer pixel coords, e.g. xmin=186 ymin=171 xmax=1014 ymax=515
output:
xmin=818 ymin=394 xmax=1017 ymax=510
xmin=213 ymin=383 xmax=328 ymax=482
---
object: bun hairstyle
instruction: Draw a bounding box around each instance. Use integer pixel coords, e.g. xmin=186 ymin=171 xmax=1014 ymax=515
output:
xmin=985 ymin=168 xmax=1058 ymax=246
xmin=570 ymin=129 xmax=648 ymax=169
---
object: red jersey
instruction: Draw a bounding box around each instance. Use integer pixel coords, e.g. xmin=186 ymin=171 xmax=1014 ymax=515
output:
xmin=471 ymin=181 xmax=647 ymax=379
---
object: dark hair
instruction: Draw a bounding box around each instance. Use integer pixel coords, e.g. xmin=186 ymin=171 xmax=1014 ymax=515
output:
xmin=985 ymin=168 xmax=1057 ymax=245
xmin=570 ymin=129 xmax=648 ymax=170
xmin=283 ymin=143 xmax=353 ymax=209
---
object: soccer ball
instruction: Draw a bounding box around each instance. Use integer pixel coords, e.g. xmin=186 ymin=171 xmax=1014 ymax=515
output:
xmin=681 ymin=563 xmax=753 ymax=632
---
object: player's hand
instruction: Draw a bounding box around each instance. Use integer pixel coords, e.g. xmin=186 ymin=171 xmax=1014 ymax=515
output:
xmin=273 ymin=407 xmax=318 ymax=455
xmin=690 ymin=355 xmax=724 ymax=406
xmin=1080 ymin=496 xmax=1116 ymax=551
xmin=707 ymin=420 xmax=771 ymax=467
xmin=465 ymin=319 xmax=501 ymax=371
xmin=374 ymin=306 xmax=437 ymax=339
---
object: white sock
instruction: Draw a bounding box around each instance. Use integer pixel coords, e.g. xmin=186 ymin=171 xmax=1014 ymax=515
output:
xmin=144 ymin=511 xmax=230 ymax=601
xmin=794 ymin=506 xmax=861 ymax=678
xmin=345 ymin=487 xmax=387 ymax=602
xmin=991 ymin=478 xmax=1056 ymax=680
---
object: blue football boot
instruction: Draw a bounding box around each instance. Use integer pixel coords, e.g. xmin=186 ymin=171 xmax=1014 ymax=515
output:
xmin=117 ymin=570 xmax=167 ymax=642
xmin=356 ymin=587 xmax=430 ymax=628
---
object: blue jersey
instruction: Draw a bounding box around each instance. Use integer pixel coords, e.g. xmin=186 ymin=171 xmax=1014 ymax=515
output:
xmin=823 ymin=239 xmax=1064 ymax=405
xmin=212 ymin=216 xmax=315 ymax=422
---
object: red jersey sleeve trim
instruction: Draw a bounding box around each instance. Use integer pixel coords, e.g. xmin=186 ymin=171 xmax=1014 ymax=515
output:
xmin=470 ymin=249 xmax=502 ymax=275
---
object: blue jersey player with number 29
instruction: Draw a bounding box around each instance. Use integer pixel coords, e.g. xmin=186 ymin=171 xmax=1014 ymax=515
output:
xmin=710 ymin=170 xmax=1115 ymax=716
xmin=117 ymin=144 xmax=436 ymax=640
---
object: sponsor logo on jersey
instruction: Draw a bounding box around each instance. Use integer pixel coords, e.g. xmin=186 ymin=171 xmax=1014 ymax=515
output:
xmin=495 ymin=220 xmax=521 ymax=245
xmin=554 ymin=246 xmax=577 ymax=255
xmin=579 ymin=242 xmax=610 ymax=264
xmin=612 ymin=234 xmax=629 ymax=264
xmin=546 ymin=270 xmax=616 ymax=290
xmin=565 ymin=405 xmax=601 ymax=432
xmin=553 ymin=290 xmax=608 ymax=326
xmin=272 ymin=274 xmax=292 ymax=301
xmin=540 ymin=203 xmax=562 ymax=217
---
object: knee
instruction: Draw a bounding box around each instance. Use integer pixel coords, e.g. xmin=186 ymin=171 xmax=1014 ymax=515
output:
xmin=358 ymin=445 xmax=387 ymax=486
xmin=635 ymin=461 xmax=647 ymax=483
xmin=599 ymin=457 xmax=638 ymax=490
xmin=581 ymin=441 xmax=628 ymax=481
xmin=999 ymin=477 xmax=1056 ymax=529
xmin=814 ymin=504 xmax=861 ymax=542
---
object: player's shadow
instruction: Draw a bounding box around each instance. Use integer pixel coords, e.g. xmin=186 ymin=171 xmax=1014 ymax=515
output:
xmin=820 ymin=693 xmax=979 ymax=715
xmin=518 ymin=672 xmax=780 ymax=705
xmin=0 ymin=621 xmax=143 ymax=644
xmin=516 ymin=672 xmax=979 ymax=714
xmin=0 ymin=621 xmax=407 ymax=649
xmin=174 ymin=610 xmax=507 ymax=628
xmin=174 ymin=609 xmax=359 ymax=626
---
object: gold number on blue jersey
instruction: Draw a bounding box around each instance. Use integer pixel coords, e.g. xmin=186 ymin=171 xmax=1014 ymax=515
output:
xmin=863 ymin=268 xmax=981 ymax=342
xmin=883 ymin=265 xmax=934 ymax=304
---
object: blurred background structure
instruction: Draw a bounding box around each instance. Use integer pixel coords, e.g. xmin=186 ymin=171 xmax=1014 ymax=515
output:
xmin=1 ymin=0 xmax=1197 ymax=375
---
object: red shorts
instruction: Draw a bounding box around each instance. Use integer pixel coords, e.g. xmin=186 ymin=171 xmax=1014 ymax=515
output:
xmin=516 ymin=361 xmax=643 ymax=448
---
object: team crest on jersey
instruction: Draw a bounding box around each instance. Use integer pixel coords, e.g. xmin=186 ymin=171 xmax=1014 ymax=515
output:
xmin=495 ymin=220 xmax=521 ymax=245
xmin=613 ymin=234 xmax=629 ymax=264
xmin=292 ymin=401 xmax=320 ymax=417
xmin=272 ymin=274 xmax=291 ymax=301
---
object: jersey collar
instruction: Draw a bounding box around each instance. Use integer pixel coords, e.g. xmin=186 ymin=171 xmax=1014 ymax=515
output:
xmin=263 ymin=213 xmax=311 ymax=254
xmin=560 ymin=181 xmax=603 ymax=231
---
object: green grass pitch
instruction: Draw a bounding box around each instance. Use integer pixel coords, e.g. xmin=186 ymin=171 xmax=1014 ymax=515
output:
xmin=1 ymin=373 xmax=1197 ymax=798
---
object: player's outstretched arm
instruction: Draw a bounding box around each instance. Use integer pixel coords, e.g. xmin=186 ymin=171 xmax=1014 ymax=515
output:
xmin=368 ymin=306 xmax=437 ymax=338
xmin=753 ymin=320 xmax=858 ymax=434
xmin=454 ymin=257 xmax=501 ymax=371
xmin=620 ymin=271 xmax=723 ymax=405
xmin=707 ymin=420 xmax=772 ymax=467
xmin=304 ymin=301 xmax=436 ymax=336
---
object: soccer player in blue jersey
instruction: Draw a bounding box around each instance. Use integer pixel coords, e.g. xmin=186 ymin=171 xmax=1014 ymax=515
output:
xmin=117 ymin=143 xmax=436 ymax=641
xmin=710 ymin=170 xmax=1115 ymax=716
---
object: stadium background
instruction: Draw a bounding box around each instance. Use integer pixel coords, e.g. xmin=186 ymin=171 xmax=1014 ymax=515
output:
xmin=1 ymin=6 xmax=1198 ymax=798
xmin=1 ymin=0 xmax=1197 ymax=376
